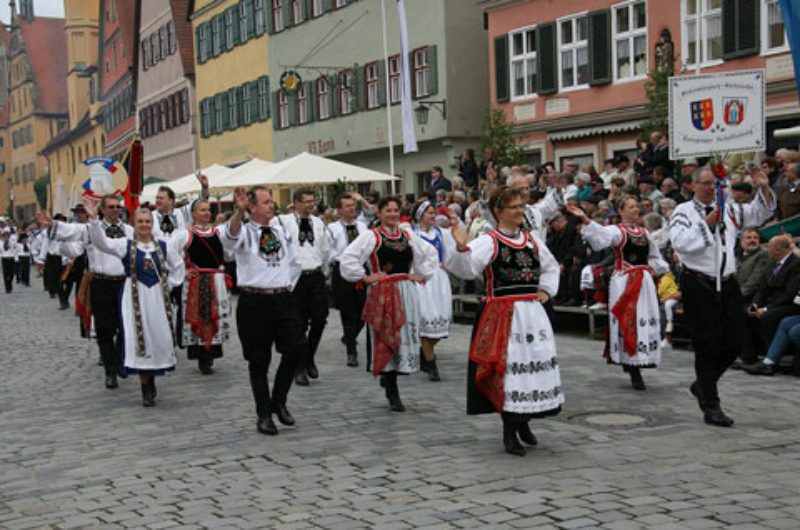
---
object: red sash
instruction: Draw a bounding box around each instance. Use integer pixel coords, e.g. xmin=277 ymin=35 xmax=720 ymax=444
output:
xmin=362 ymin=275 xmax=409 ymax=376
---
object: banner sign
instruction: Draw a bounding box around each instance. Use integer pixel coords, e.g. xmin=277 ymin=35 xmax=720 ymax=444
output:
xmin=668 ymin=69 xmax=765 ymax=160
xmin=79 ymin=157 xmax=129 ymax=200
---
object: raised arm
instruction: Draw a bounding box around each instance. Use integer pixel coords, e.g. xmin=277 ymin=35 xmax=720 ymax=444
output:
xmin=88 ymin=221 xmax=127 ymax=259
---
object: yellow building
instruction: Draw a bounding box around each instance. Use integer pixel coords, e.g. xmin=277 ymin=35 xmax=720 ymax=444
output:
xmin=8 ymin=3 xmax=69 ymax=220
xmin=0 ymin=101 xmax=10 ymax=217
xmin=40 ymin=0 xmax=106 ymax=216
xmin=191 ymin=0 xmax=273 ymax=168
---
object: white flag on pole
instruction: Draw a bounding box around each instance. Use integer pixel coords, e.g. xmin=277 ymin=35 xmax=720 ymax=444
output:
xmin=396 ymin=0 xmax=418 ymax=153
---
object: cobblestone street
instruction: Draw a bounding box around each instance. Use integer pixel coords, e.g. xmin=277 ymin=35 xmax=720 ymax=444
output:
xmin=2 ymin=286 xmax=800 ymax=529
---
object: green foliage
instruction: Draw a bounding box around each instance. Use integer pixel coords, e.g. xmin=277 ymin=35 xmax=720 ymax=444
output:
xmin=640 ymin=64 xmax=670 ymax=140
xmin=480 ymin=108 xmax=525 ymax=168
xmin=34 ymin=174 xmax=50 ymax=210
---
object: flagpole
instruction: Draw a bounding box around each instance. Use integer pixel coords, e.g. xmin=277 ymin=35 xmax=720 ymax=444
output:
xmin=380 ymin=0 xmax=396 ymax=195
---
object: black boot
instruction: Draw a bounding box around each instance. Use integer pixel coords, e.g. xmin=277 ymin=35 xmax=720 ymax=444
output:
xmin=517 ymin=422 xmax=538 ymax=446
xmin=306 ymin=353 xmax=319 ymax=379
xmin=381 ymin=373 xmax=405 ymax=412
xmin=294 ymin=367 xmax=310 ymax=386
xmin=503 ymin=423 xmax=526 ymax=456
xmin=141 ymin=382 xmax=155 ymax=407
xmin=198 ymin=358 xmax=214 ymax=375
xmin=628 ymin=366 xmax=646 ymax=391
xmin=149 ymin=378 xmax=157 ymax=399
xmin=427 ymin=358 xmax=441 ymax=382
xmin=419 ymin=348 xmax=429 ymax=373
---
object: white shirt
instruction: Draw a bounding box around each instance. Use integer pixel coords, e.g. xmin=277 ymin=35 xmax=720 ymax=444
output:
xmin=219 ymin=219 xmax=301 ymax=290
xmin=51 ymin=219 xmax=134 ymax=276
xmin=339 ymin=227 xmax=439 ymax=282
xmin=277 ymin=213 xmax=329 ymax=272
xmin=151 ymin=204 xmax=193 ymax=239
xmin=0 ymin=240 xmax=21 ymax=260
xmin=670 ymin=191 xmax=775 ymax=278
xmin=326 ymin=219 xmax=368 ymax=265
xmin=524 ymin=188 xmax=564 ymax=241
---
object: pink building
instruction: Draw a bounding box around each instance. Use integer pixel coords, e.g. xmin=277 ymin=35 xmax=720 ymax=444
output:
xmin=481 ymin=0 xmax=798 ymax=169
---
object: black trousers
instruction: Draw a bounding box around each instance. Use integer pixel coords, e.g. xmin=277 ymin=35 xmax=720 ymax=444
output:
xmin=293 ymin=270 xmax=329 ymax=368
xmin=90 ymin=277 xmax=125 ymax=377
xmin=237 ymin=291 xmax=301 ymax=418
xmin=16 ymin=256 xmax=29 ymax=285
xmin=331 ymin=263 xmax=366 ymax=353
xmin=2 ymin=258 xmax=15 ymax=293
xmin=44 ymin=254 xmax=63 ymax=297
xmin=681 ymin=273 xmax=746 ymax=408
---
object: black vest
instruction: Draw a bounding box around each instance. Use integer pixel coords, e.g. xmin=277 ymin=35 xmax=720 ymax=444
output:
xmin=615 ymin=225 xmax=650 ymax=269
xmin=370 ymin=228 xmax=413 ymax=275
xmin=485 ymin=231 xmax=540 ymax=299
xmin=186 ymin=229 xmax=224 ymax=269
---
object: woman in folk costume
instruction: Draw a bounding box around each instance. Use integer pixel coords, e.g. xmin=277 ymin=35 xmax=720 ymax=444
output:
xmin=447 ymin=186 xmax=563 ymax=457
xmin=169 ymin=199 xmax=231 ymax=375
xmin=412 ymin=200 xmax=455 ymax=382
xmin=85 ymin=198 xmax=182 ymax=407
xmin=567 ymin=196 xmax=669 ymax=391
xmin=340 ymin=196 xmax=438 ymax=412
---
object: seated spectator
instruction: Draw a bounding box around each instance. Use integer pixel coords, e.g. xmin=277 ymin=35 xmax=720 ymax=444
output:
xmin=608 ymin=177 xmax=626 ymax=203
xmin=678 ymin=175 xmax=694 ymax=202
xmin=743 ymin=312 xmax=800 ymax=376
xmin=658 ymin=254 xmax=682 ymax=350
xmin=547 ymin=212 xmax=585 ymax=306
xmin=776 ymin=163 xmax=800 ymax=220
xmin=745 ymin=235 xmax=800 ymax=364
xmin=731 ymin=181 xmax=753 ymax=204
xmin=639 ymin=174 xmax=664 ymax=212
xmin=614 ymin=155 xmax=636 ymax=187
xmin=653 ymin=165 xmax=670 ymax=190
xmin=644 ymin=212 xmax=669 ymax=253
xmin=640 ymin=198 xmax=655 ymax=214
xmin=600 ymin=158 xmax=616 ymax=189
xmin=451 ymin=175 xmax=465 ymax=191
xmin=575 ymin=173 xmax=594 ymax=201
xmin=658 ymin=198 xmax=677 ymax=223
xmin=737 ymin=227 xmax=771 ymax=305
xmin=762 ymin=156 xmax=784 ymax=194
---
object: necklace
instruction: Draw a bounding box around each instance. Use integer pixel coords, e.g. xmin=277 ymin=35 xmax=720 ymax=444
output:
xmin=497 ymin=226 xmax=520 ymax=238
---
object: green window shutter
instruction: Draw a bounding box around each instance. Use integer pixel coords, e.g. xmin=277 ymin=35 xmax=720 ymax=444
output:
xmin=266 ymin=0 xmax=274 ymax=34
xmin=240 ymin=0 xmax=251 ymax=41
xmin=352 ymin=67 xmax=365 ymax=111
xmin=254 ymin=0 xmax=267 ymax=35
xmin=218 ymin=93 xmax=229 ymax=131
xmin=250 ymin=82 xmax=260 ymax=122
xmin=228 ymin=87 xmax=238 ymax=128
xmin=272 ymin=91 xmax=281 ymax=130
xmin=536 ymin=21 xmax=557 ymax=95
xmin=199 ymin=99 xmax=207 ymax=137
xmin=329 ymin=75 xmax=339 ymax=116
xmin=723 ymin=0 xmax=759 ymax=59
xmin=246 ymin=0 xmax=256 ymax=37
xmin=426 ymin=45 xmax=438 ymax=96
xmin=377 ymin=59 xmax=387 ymax=106
xmin=208 ymin=96 xmax=217 ymax=134
xmin=288 ymin=92 xmax=298 ymax=126
xmin=212 ymin=15 xmax=222 ymax=56
xmin=303 ymin=0 xmax=312 ymax=22
xmin=494 ymin=35 xmax=509 ymax=102
xmin=307 ymin=81 xmax=317 ymax=122
xmin=323 ymin=0 xmax=333 ymax=12
xmin=195 ymin=26 xmax=205 ymax=63
xmin=231 ymin=6 xmax=241 ymax=45
xmin=204 ymin=23 xmax=213 ymax=59
xmin=282 ymin=0 xmax=292 ymax=29
xmin=588 ymin=10 xmax=611 ymax=86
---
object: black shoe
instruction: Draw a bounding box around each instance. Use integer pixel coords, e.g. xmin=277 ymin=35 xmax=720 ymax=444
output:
xmin=704 ymin=407 xmax=734 ymax=427
xmin=419 ymin=350 xmax=430 ymax=373
xmin=383 ymin=376 xmax=405 ymax=412
xmin=59 ymin=303 xmax=69 ymax=310
xmin=105 ymin=375 xmax=118 ymax=389
xmin=257 ymin=416 xmax=278 ymax=435
xmin=294 ymin=370 xmax=310 ymax=386
xmin=346 ymin=352 xmax=358 ymax=367
xmin=427 ymin=359 xmax=441 ymax=382
xmin=563 ymin=299 xmax=581 ymax=307
xmin=629 ymin=367 xmax=646 ymax=391
xmin=306 ymin=360 xmax=319 ymax=379
xmin=689 ymin=381 xmax=706 ymax=412
xmin=141 ymin=383 xmax=155 ymax=407
xmin=742 ymin=362 xmax=776 ymax=376
xmin=388 ymin=395 xmax=406 ymax=412
xmin=517 ymin=422 xmax=538 ymax=446
xmin=503 ymin=425 xmax=526 ymax=456
xmin=199 ymin=366 xmax=214 ymax=375
xmin=274 ymin=404 xmax=295 ymax=426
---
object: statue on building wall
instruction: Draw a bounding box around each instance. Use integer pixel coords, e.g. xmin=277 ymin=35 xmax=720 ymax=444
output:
xmin=655 ymin=29 xmax=674 ymax=77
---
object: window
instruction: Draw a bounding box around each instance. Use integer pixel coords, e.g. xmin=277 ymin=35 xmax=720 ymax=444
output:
xmin=763 ymin=0 xmax=788 ymax=54
xmin=211 ymin=15 xmax=221 ymax=56
xmin=272 ymin=0 xmax=284 ymax=32
xmin=278 ymin=90 xmax=289 ymax=128
xmin=412 ymin=47 xmax=428 ymax=98
xmin=257 ymin=76 xmax=269 ymax=120
xmin=365 ymin=61 xmax=379 ymax=109
xmin=225 ymin=8 xmax=235 ymax=48
xmin=200 ymin=99 xmax=210 ymax=137
xmin=613 ymin=1 xmax=647 ymax=81
xmin=510 ymin=26 xmax=537 ymax=99
xmin=388 ymin=55 xmax=400 ymax=104
xmin=215 ymin=94 xmax=224 ymax=132
xmin=291 ymin=0 xmax=303 ymax=25
xmin=338 ymin=70 xmax=353 ymax=114
xmin=141 ymin=40 xmax=149 ymax=70
xmin=242 ymin=85 xmax=252 ymax=124
xmin=197 ymin=24 xmax=208 ymax=62
xmin=317 ymin=77 xmax=330 ymax=119
xmin=682 ymin=0 xmax=722 ymax=67
xmin=297 ymin=83 xmax=309 ymax=124
xmin=160 ymin=99 xmax=168 ymax=131
xmin=150 ymin=33 xmax=159 ymax=63
xmin=168 ymin=21 xmax=176 ymax=54
xmin=558 ymin=14 xmax=589 ymax=89
xmin=229 ymin=87 xmax=239 ymax=127
xmin=140 ymin=109 xmax=149 ymax=138
xmin=311 ymin=0 xmax=323 ymax=17
xmin=255 ymin=0 xmax=266 ymax=34
xmin=159 ymin=26 xmax=168 ymax=58
xmin=335 ymin=0 xmax=346 ymax=7
xmin=180 ymin=88 xmax=189 ymax=124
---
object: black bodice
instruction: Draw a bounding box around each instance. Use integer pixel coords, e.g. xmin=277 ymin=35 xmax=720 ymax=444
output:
xmin=186 ymin=230 xmax=224 ymax=269
xmin=485 ymin=232 xmax=540 ymax=299
xmin=371 ymin=228 xmax=413 ymax=275
xmin=617 ymin=228 xmax=649 ymax=268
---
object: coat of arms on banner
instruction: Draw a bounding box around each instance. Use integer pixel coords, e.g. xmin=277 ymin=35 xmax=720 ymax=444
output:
xmin=79 ymin=157 xmax=128 ymax=200
xmin=690 ymin=99 xmax=714 ymax=131
xmin=722 ymin=97 xmax=746 ymax=126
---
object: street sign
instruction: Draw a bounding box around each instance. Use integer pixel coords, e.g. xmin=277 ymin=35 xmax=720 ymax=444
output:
xmin=668 ymin=69 xmax=765 ymax=160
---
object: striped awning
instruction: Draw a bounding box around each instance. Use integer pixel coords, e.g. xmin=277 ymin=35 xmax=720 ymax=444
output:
xmin=547 ymin=120 xmax=642 ymax=141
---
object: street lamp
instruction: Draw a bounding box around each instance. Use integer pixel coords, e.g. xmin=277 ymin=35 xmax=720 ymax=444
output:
xmin=414 ymin=99 xmax=447 ymax=126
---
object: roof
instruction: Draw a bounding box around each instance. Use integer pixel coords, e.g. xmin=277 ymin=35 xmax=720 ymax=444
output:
xmin=546 ymin=120 xmax=643 ymax=142
xmin=169 ymin=0 xmax=195 ymax=77
xmin=18 ymin=16 xmax=68 ymax=115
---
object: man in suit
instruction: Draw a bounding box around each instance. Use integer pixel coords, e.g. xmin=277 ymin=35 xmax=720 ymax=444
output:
xmin=737 ymin=228 xmax=771 ymax=305
xmin=745 ymin=235 xmax=800 ymax=364
xmin=775 ymin=163 xmax=800 ymax=221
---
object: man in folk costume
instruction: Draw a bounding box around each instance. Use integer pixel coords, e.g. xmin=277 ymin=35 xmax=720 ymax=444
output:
xmin=1 ymin=229 xmax=21 ymax=293
xmin=37 ymin=195 xmax=134 ymax=389
xmin=278 ymin=188 xmax=330 ymax=386
xmin=58 ymin=205 xmax=91 ymax=339
xmin=220 ymin=186 xmax=303 ymax=435
xmin=326 ymin=193 xmax=368 ymax=368
xmin=670 ymin=167 xmax=774 ymax=427
xmin=40 ymin=214 xmax=69 ymax=308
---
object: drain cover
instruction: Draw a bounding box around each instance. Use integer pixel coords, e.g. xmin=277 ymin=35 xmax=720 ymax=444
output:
xmin=583 ymin=413 xmax=647 ymax=426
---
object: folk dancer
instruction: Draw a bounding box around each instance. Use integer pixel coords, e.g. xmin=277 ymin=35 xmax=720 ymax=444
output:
xmin=15 ymin=232 xmax=30 ymax=287
xmin=278 ymin=188 xmax=330 ymax=386
xmin=37 ymin=195 xmax=134 ymax=389
xmin=169 ymin=199 xmax=231 ymax=374
xmin=447 ymin=186 xmax=563 ymax=456
xmin=412 ymin=200 xmax=456 ymax=381
xmin=326 ymin=193 xmax=368 ymax=368
xmin=85 ymin=198 xmax=182 ymax=407
xmin=40 ymin=214 xmax=70 ymax=308
xmin=1 ymin=229 xmax=21 ymax=293
xmin=669 ymin=167 xmax=775 ymax=427
xmin=568 ymin=197 xmax=669 ymax=390
xmin=340 ymin=196 xmax=438 ymax=412
xmin=221 ymin=186 xmax=303 ymax=435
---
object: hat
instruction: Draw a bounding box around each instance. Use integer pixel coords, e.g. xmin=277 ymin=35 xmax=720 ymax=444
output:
xmin=683 ymin=157 xmax=699 ymax=166
xmin=71 ymin=203 xmax=86 ymax=212
xmin=732 ymin=182 xmax=753 ymax=193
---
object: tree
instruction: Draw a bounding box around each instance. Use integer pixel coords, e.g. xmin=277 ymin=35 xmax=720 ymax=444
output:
xmin=480 ymin=108 xmax=525 ymax=168
xmin=34 ymin=173 xmax=50 ymax=211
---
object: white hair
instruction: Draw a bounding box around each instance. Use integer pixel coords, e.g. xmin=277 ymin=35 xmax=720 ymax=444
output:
xmin=506 ymin=173 xmax=532 ymax=187
xmin=575 ymin=172 xmax=591 ymax=184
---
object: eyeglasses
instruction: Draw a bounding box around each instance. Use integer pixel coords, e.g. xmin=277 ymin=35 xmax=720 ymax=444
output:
xmin=105 ymin=205 xmax=122 ymax=209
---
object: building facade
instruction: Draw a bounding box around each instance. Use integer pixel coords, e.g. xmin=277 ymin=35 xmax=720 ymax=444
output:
xmin=191 ymin=0 xmax=272 ymax=169
xmin=99 ymin=0 xmax=138 ymax=160
xmin=40 ymin=0 xmax=107 ymax=216
xmin=137 ymin=0 xmax=196 ymax=181
xmin=482 ymin=0 xmax=799 ymax=170
xmin=267 ymin=0 xmax=489 ymax=195
xmin=7 ymin=1 xmax=69 ymax=220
